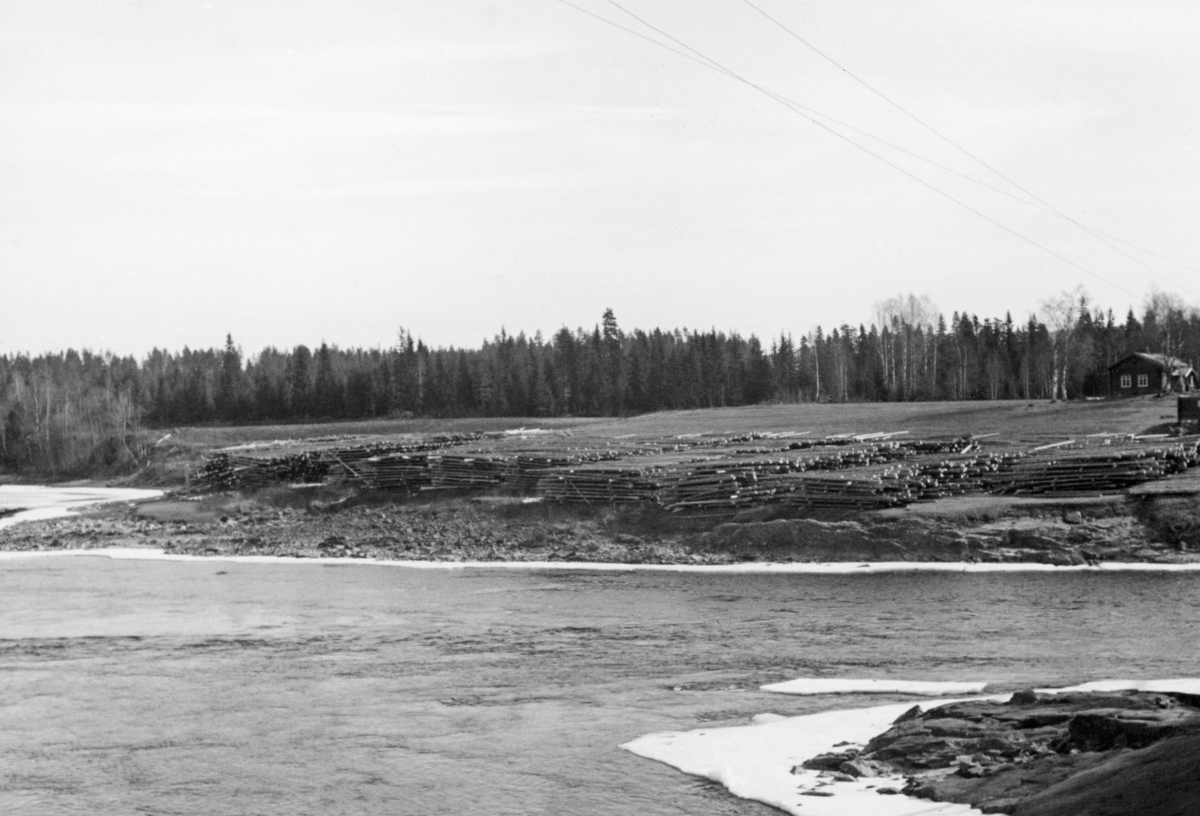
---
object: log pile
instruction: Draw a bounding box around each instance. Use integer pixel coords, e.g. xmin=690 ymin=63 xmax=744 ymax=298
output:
xmin=193 ymin=432 xmax=1200 ymax=505
xmin=194 ymin=433 xmax=481 ymax=490
xmin=658 ymin=464 xmax=923 ymax=511
xmin=358 ymin=453 xmax=432 ymax=491
xmin=505 ymin=454 xmax=586 ymax=491
xmin=429 ymin=454 xmax=509 ymax=488
xmin=534 ymin=466 xmax=662 ymax=504
xmin=193 ymin=451 xmax=329 ymax=489
xmin=984 ymin=443 xmax=1200 ymax=496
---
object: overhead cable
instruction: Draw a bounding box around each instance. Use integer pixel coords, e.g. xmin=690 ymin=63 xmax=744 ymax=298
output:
xmin=738 ymin=0 xmax=1198 ymax=299
xmin=560 ymin=0 xmax=1137 ymax=298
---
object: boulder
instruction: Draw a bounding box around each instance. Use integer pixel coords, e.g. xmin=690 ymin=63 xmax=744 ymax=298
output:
xmin=862 ymin=690 xmax=1200 ymax=814
xmin=799 ymin=750 xmax=858 ymax=771
xmin=1065 ymin=707 xmax=1200 ymax=750
xmin=838 ymin=758 xmax=893 ymax=778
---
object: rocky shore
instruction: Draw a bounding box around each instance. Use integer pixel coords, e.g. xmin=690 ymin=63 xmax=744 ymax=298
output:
xmin=0 ymin=484 xmax=1195 ymax=566
xmin=2 ymin=486 xmax=1199 ymax=566
xmin=802 ymin=688 xmax=1200 ymax=815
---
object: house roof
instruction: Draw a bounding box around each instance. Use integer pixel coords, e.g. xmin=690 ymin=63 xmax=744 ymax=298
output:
xmin=1108 ymin=352 xmax=1196 ymax=376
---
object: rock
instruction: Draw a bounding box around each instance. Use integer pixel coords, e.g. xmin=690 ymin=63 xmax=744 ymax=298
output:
xmin=956 ymin=762 xmax=985 ymax=778
xmin=1065 ymin=707 xmax=1200 ymax=750
xmin=838 ymin=758 xmax=892 ymax=778
xmin=1009 ymin=688 xmax=1042 ymax=705
xmin=801 ymin=750 xmax=858 ymax=771
xmin=1013 ymin=731 xmax=1200 ymax=816
xmin=875 ymin=787 xmax=900 ymax=795
xmin=318 ymin=534 xmax=347 ymax=550
xmin=893 ymin=704 xmax=923 ymax=724
xmin=799 ymin=790 xmax=834 ymax=797
xmin=1063 ymin=511 xmax=1084 ymax=524
xmin=858 ymin=690 xmax=1200 ymax=814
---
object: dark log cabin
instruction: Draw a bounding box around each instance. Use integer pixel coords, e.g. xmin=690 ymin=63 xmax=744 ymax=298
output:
xmin=1108 ymin=353 xmax=1198 ymax=396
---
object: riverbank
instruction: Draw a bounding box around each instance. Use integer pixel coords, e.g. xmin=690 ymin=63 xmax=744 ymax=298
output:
xmin=2 ymin=482 xmax=1199 ymax=568
xmin=626 ymin=680 xmax=1200 ymax=816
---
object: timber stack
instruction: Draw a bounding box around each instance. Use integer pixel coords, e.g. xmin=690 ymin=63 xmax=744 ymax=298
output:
xmin=194 ymin=451 xmax=329 ymax=489
xmin=986 ymin=442 xmax=1200 ymax=496
xmin=534 ymin=465 xmax=661 ymax=504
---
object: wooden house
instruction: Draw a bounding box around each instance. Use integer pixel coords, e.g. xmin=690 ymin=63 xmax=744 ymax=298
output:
xmin=1108 ymin=353 xmax=1198 ymax=396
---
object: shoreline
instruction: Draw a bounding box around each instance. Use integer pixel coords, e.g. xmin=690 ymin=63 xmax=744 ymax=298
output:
xmin=6 ymin=545 xmax=1200 ymax=573
xmin=3 ymin=481 xmax=1200 ymax=570
xmin=624 ymin=679 xmax=1200 ymax=816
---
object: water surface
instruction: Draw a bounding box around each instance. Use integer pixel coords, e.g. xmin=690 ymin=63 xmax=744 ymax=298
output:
xmin=2 ymin=557 xmax=1198 ymax=815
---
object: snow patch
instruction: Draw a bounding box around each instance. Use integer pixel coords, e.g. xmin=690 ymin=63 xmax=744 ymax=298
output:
xmin=763 ymin=678 xmax=988 ymax=696
xmin=750 ymin=713 xmax=789 ymax=725
xmin=0 ymin=487 xmax=162 ymax=530
xmin=1037 ymin=678 xmax=1200 ymax=695
xmin=623 ymin=698 xmax=984 ymax=816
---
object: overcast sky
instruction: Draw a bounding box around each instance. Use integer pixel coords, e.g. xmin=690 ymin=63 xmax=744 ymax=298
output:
xmin=3 ymin=1 xmax=1199 ymax=357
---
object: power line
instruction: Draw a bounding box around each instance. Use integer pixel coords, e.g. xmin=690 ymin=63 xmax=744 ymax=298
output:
xmin=561 ymin=1 xmax=1060 ymax=218
xmin=737 ymin=0 xmax=1199 ymax=300
xmin=737 ymin=0 xmax=1070 ymax=210
xmin=561 ymin=0 xmax=1138 ymax=298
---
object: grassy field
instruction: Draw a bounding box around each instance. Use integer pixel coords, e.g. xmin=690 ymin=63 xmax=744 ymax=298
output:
xmin=161 ymin=396 xmax=1177 ymax=453
xmin=586 ymin=397 xmax=1180 ymax=440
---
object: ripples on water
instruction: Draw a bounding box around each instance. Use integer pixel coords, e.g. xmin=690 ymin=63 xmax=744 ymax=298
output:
xmin=2 ymin=558 xmax=1198 ymax=815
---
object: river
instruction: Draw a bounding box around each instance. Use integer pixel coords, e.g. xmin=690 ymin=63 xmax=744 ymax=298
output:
xmin=2 ymin=552 xmax=1199 ymax=815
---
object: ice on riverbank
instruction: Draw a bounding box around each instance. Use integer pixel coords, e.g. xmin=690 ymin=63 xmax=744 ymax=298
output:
xmin=1037 ymin=678 xmax=1200 ymax=695
xmin=763 ymin=678 xmax=988 ymax=696
xmin=0 ymin=487 xmax=162 ymax=530
xmin=623 ymin=698 xmax=983 ymax=816
xmin=623 ymin=679 xmax=1200 ymax=816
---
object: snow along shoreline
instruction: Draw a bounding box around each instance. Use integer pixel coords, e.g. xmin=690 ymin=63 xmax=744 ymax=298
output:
xmin=0 ymin=487 xmax=163 ymax=531
xmin=4 ymin=546 xmax=1200 ymax=573
xmin=621 ymin=679 xmax=1200 ymax=816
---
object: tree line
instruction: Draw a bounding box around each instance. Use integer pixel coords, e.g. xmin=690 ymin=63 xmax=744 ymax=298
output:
xmin=3 ymin=291 xmax=1199 ymax=474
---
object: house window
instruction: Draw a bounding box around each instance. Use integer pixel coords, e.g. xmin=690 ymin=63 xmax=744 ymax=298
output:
xmin=1121 ymin=375 xmax=1131 ymax=388
xmin=1138 ymin=374 xmax=1149 ymax=388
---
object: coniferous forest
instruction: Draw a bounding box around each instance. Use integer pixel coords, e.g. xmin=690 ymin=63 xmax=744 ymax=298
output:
xmin=3 ymin=290 xmax=1199 ymax=475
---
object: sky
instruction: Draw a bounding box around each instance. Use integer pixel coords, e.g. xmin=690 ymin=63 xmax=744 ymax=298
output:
xmin=3 ymin=1 xmax=1199 ymax=357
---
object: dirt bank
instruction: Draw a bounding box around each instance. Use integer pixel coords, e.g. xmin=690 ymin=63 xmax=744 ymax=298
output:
xmin=3 ymin=486 xmax=1199 ymax=566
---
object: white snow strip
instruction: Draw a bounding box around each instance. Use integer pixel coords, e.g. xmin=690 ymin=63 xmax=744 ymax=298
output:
xmin=4 ymin=548 xmax=1200 ymax=574
xmin=763 ymin=679 xmax=988 ymax=696
xmin=0 ymin=507 xmax=76 ymax=529
xmin=0 ymin=485 xmax=162 ymax=509
xmin=623 ymin=679 xmax=1200 ymax=816
xmin=1036 ymin=679 xmax=1200 ymax=695
xmin=0 ymin=487 xmax=162 ymax=530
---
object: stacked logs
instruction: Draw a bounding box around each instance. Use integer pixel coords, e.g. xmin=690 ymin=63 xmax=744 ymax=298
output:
xmin=429 ymin=454 xmax=508 ymax=488
xmin=985 ymin=443 xmax=1200 ymax=496
xmin=534 ymin=466 xmax=662 ymax=504
xmin=658 ymin=464 xmax=923 ymax=511
xmin=358 ymin=453 xmax=432 ymax=491
xmin=194 ymin=434 xmax=1200 ymax=505
xmin=194 ymin=433 xmax=480 ymax=490
xmin=505 ymin=454 xmax=586 ymax=491
xmin=194 ymin=451 xmax=329 ymax=489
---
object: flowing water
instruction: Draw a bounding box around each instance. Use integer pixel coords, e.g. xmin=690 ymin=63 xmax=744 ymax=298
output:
xmin=2 ymin=555 xmax=1199 ymax=816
